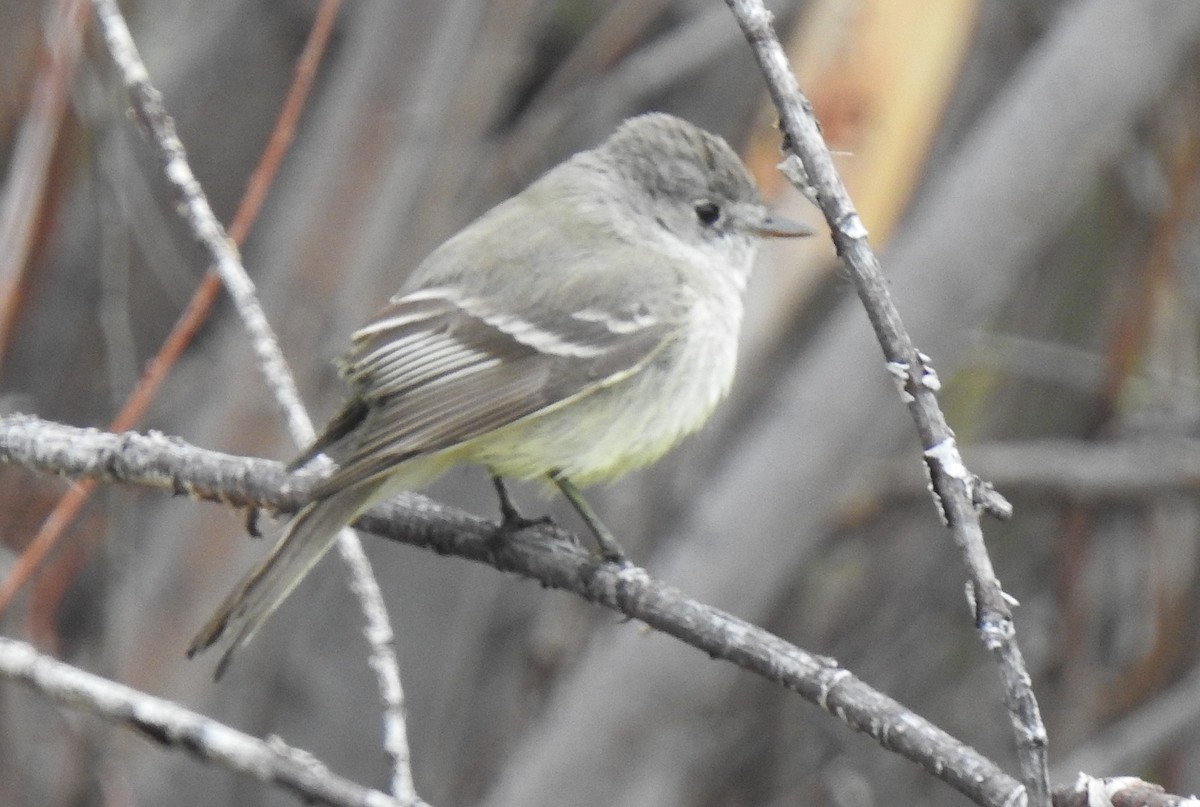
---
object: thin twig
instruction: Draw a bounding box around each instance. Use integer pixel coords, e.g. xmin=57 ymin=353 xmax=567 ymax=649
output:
xmin=0 ymin=637 xmax=422 ymax=807
xmin=1054 ymin=775 xmax=1195 ymax=807
xmin=87 ymin=0 xmax=416 ymax=799
xmin=89 ymin=0 xmax=309 ymax=439
xmin=722 ymin=2 xmax=1049 ymax=805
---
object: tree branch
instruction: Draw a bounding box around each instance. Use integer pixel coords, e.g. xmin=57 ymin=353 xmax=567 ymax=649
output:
xmin=723 ymin=1 xmax=1051 ymax=802
xmin=0 ymin=636 xmax=421 ymax=807
xmin=0 ymin=412 xmax=1025 ymax=807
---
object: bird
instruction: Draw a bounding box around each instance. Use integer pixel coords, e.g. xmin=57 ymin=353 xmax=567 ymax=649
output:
xmin=188 ymin=112 xmax=813 ymax=676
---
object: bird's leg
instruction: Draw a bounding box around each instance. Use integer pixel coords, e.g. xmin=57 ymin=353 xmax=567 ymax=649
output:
xmin=490 ymin=474 xmax=552 ymax=531
xmin=244 ymin=506 xmax=263 ymax=538
xmin=549 ymin=471 xmax=628 ymax=563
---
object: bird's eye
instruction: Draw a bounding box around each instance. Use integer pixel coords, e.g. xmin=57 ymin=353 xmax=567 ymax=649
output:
xmin=694 ymin=200 xmax=721 ymax=226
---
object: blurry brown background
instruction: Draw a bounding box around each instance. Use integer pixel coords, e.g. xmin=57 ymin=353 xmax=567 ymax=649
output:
xmin=2 ymin=0 xmax=1200 ymax=805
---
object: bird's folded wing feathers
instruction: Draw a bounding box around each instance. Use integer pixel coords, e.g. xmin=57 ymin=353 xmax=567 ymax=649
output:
xmin=306 ymin=286 xmax=676 ymax=497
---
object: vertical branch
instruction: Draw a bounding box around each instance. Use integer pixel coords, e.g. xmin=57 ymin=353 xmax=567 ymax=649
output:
xmin=87 ymin=0 xmax=418 ymax=800
xmin=90 ymin=0 xmax=310 ymax=442
xmin=723 ymin=2 xmax=1050 ymax=805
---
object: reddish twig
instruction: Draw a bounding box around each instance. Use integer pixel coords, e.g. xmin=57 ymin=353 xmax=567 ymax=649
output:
xmin=0 ymin=0 xmax=342 ymax=618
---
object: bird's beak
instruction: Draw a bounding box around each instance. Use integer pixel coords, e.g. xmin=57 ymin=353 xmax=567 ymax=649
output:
xmin=749 ymin=212 xmax=815 ymax=239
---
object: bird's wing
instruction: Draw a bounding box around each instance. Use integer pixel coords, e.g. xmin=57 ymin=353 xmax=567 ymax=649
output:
xmin=305 ymin=286 xmax=676 ymax=497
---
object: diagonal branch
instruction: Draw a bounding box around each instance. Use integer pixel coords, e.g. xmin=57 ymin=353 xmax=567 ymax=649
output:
xmin=723 ymin=1 xmax=1050 ymax=803
xmin=0 ymin=637 xmax=420 ymax=807
xmin=0 ymin=412 xmax=1025 ymax=807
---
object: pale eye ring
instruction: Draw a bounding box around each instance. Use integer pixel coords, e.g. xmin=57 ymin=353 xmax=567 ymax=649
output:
xmin=694 ymin=200 xmax=721 ymax=226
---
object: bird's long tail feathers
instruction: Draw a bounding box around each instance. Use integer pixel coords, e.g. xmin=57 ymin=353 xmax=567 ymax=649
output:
xmin=187 ymin=479 xmax=386 ymax=678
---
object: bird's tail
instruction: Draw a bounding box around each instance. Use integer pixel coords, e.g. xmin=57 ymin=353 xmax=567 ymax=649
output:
xmin=187 ymin=479 xmax=386 ymax=678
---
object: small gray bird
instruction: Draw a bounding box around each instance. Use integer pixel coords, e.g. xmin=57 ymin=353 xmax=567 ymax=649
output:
xmin=189 ymin=112 xmax=812 ymax=676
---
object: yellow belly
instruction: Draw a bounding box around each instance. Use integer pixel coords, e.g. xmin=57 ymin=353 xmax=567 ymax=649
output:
xmin=461 ymin=300 xmax=741 ymax=487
